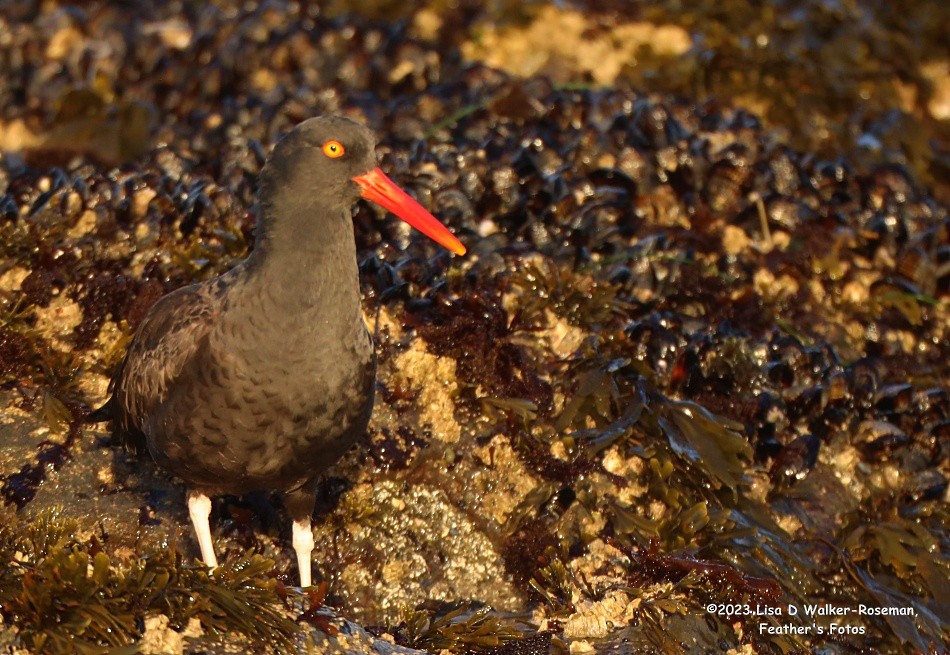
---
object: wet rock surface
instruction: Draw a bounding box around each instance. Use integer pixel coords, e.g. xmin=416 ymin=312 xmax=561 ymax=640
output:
xmin=0 ymin=2 xmax=947 ymax=654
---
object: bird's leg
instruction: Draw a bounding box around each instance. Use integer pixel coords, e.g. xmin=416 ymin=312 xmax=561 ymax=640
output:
xmin=285 ymin=488 xmax=317 ymax=588
xmin=187 ymin=490 xmax=218 ymax=569
xmin=292 ymin=518 xmax=314 ymax=588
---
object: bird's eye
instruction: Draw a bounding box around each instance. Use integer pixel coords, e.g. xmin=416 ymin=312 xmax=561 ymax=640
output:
xmin=322 ymin=140 xmax=345 ymax=158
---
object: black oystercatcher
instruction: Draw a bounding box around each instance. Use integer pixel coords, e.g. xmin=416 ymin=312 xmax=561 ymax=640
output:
xmin=89 ymin=116 xmax=465 ymax=587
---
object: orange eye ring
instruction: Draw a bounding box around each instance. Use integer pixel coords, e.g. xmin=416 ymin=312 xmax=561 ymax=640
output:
xmin=322 ymin=140 xmax=345 ymax=158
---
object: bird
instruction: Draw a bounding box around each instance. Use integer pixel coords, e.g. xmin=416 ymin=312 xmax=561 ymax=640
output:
xmin=88 ymin=115 xmax=465 ymax=587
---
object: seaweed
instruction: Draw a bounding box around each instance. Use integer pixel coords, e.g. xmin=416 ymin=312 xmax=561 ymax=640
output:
xmin=0 ymin=307 xmax=84 ymax=397
xmin=70 ymin=267 xmax=139 ymax=350
xmin=547 ymin=353 xmax=751 ymax=504
xmin=368 ymin=425 xmax=429 ymax=470
xmin=406 ymin=287 xmax=554 ymax=415
xmin=391 ymin=601 xmax=526 ymax=653
xmin=526 ymin=542 xmax=600 ymax=615
xmin=0 ymin=510 xmax=301 ymax=653
xmin=296 ymin=581 xmax=339 ymax=636
xmin=611 ymin=538 xmax=782 ymax=607
xmin=501 ymin=514 xmax=562 ymax=598
xmin=509 ymin=261 xmax=625 ymax=331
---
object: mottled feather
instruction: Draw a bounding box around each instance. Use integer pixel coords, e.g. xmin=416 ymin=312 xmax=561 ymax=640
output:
xmin=110 ymin=283 xmax=219 ymax=451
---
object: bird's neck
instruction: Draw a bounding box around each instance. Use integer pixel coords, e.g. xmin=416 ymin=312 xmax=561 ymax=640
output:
xmin=247 ymin=202 xmax=363 ymax=319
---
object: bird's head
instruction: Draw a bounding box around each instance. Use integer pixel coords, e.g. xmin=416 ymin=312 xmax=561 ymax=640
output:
xmin=260 ymin=115 xmax=465 ymax=256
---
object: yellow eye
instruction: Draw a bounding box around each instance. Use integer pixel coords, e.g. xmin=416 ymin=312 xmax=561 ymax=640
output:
xmin=322 ymin=140 xmax=345 ymax=158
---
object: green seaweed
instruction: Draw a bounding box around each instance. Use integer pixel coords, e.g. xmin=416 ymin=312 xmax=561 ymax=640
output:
xmin=394 ymin=602 xmax=526 ymax=653
xmin=527 ymin=541 xmax=598 ymax=614
xmin=510 ymin=261 xmax=626 ymax=330
xmin=659 ymin=399 xmax=751 ymax=497
xmin=0 ymin=510 xmax=301 ymax=654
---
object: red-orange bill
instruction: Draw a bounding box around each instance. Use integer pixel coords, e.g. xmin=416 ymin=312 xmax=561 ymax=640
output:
xmin=352 ymin=167 xmax=466 ymax=256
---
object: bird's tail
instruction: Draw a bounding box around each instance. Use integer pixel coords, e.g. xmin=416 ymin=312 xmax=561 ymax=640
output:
xmin=85 ymin=396 xmax=115 ymax=424
xmin=85 ymin=395 xmax=148 ymax=454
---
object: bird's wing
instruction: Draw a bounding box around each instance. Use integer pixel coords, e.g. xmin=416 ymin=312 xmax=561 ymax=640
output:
xmin=111 ymin=283 xmax=218 ymax=438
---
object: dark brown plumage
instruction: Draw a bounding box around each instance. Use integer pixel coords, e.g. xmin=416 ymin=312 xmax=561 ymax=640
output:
xmin=90 ymin=116 xmax=465 ymax=586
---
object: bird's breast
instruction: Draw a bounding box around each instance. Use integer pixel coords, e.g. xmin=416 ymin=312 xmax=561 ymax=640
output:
xmin=210 ymin=303 xmax=373 ymax=408
xmin=148 ymin=309 xmax=375 ymax=492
